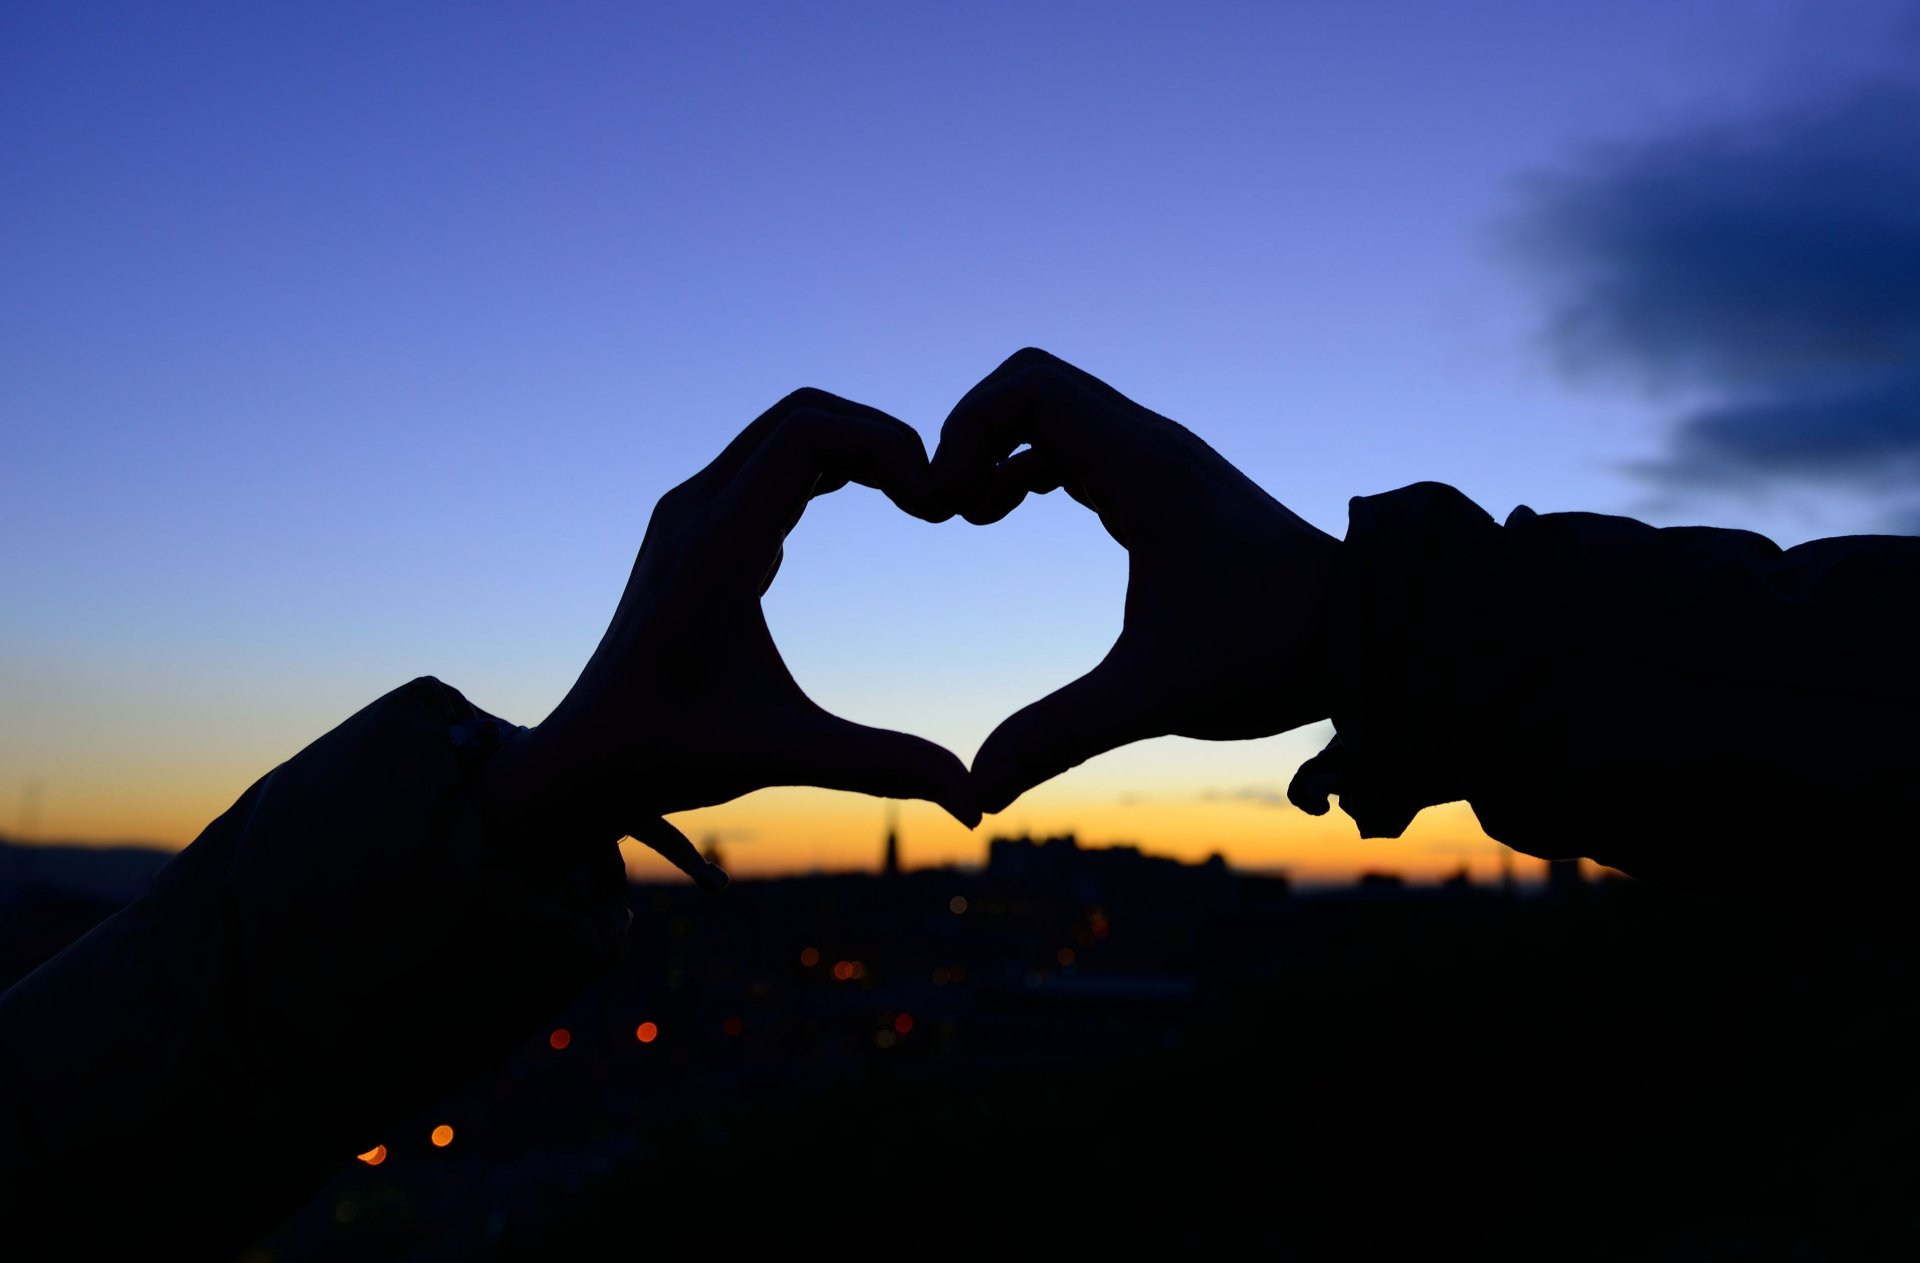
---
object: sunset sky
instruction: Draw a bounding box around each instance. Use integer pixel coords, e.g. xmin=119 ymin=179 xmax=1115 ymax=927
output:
xmin=5 ymin=2 xmax=1915 ymax=882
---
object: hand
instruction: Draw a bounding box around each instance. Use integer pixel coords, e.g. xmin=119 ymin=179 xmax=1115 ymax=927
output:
xmin=483 ymin=389 xmax=980 ymax=885
xmin=931 ymin=348 xmax=1340 ymax=814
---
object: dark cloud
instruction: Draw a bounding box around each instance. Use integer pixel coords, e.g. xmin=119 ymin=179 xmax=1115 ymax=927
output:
xmin=1511 ymin=85 xmax=1920 ymax=517
xmin=1634 ymin=369 xmax=1920 ymax=488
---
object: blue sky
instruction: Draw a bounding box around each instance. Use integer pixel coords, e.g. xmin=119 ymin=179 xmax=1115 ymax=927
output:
xmin=3 ymin=1 xmax=1914 ymax=861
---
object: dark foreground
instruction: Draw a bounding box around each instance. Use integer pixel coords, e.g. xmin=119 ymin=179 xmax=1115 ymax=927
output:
xmin=6 ymin=841 xmax=1916 ymax=1261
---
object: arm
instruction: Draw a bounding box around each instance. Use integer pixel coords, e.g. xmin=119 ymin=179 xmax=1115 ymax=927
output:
xmin=1288 ymin=482 xmax=1920 ymax=928
xmin=930 ymin=349 xmax=1920 ymax=934
xmin=0 ymin=391 xmax=976 ymax=1259
xmin=0 ymin=678 xmax=629 ymax=1259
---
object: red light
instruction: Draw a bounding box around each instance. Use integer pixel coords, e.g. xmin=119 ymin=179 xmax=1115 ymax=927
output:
xmin=723 ymin=1016 xmax=744 ymax=1037
xmin=548 ymin=1028 xmax=571 ymax=1050
xmin=800 ymin=947 xmax=821 ymax=967
xmin=636 ymin=1021 xmax=659 ymax=1044
xmin=894 ymin=1013 xmax=913 ymax=1035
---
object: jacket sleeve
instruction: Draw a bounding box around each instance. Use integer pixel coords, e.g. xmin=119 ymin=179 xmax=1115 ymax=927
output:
xmin=1289 ymin=482 xmax=1920 ymax=933
xmin=0 ymin=676 xmax=630 ymax=1261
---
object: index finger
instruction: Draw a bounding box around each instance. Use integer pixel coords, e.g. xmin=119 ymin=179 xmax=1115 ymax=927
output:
xmin=676 ymin=387 xmax=914 ymax=502
xmin=928 ymin=348 xmax=1125 ymax=516
xmin=711 ymin=406 xmax=940 ymax=574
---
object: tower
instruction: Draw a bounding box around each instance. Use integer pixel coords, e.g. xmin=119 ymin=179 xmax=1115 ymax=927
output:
xmin=883 ymin=803 xmax=900 ymax=878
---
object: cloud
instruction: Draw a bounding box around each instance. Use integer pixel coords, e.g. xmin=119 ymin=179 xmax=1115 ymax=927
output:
xmin=1510 ymin=84 xmax=1920 ymax=520
xmin=1199 ymin=786 xmax=1294 ymax=809
xmin=684 ymin=826 xmax=758 ymax=844
xmin=1632 ymin=370 xmax=1920 ymax=488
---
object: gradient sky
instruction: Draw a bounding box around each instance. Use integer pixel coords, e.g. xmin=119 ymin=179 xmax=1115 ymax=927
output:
xmin=5 ymin=1 xmax=1914 ymax=882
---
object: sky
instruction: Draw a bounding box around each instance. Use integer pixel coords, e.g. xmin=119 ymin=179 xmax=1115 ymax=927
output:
xmin=4 ymin=1 xmax=1916 ymax=882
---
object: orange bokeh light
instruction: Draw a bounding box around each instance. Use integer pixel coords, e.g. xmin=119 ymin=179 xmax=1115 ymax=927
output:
xmin=799 ymin=946 xmax=821 ymax=967
xmin=357 ymin=1145 xmax=387 ymax=1167
xmin=636 ymin=1021 xmax=659 ymax=1044
xmin=548 ymin=1027 xmax=571 ymax=1050
xmin=430 ymin=1125 xmax=454 ymax=1148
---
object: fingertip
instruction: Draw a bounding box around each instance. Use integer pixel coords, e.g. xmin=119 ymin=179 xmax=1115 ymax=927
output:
xmin=926 ymin=751 xmax=982 ymax=829
xmin=969 ymin=756 xmax=1032 ymax=818
xmin=939 ymin=789 xmax=983 ymax=831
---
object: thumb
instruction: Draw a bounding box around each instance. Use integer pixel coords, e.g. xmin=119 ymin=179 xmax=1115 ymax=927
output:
xmin=970 ymin=645 xmax=1164 ymax=815
xmin=768 ymin=710 xmax=981 ymax=829
xmin=629 ymin=815 xmax=730 ymax=894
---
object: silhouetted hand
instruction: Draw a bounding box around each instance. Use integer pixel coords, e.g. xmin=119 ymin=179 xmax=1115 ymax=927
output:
xmin=482 ymin=390 xmax=980 ymax=885
xmin=931 ymin=348 xmax=1340 ymax=814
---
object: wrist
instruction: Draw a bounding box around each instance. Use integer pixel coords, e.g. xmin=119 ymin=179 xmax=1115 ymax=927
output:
xmin=1289 ymin=528 xmax=1342 ymax=725
xmin=468 ymin=720 xmax=622 ymax=858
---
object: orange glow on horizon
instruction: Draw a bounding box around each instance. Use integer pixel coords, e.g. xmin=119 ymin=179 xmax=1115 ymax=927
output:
xmin=607 ymin=789 xmax=1517 ymax=886
xmin=51 ymin=783 xmax=1535 ymax=889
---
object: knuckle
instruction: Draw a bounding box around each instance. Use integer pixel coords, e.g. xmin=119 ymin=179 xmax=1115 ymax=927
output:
xmin=782 ymin=386 xmax=851 ymax=414
xmin=776 ymin=386 xmax=829 ymax=413
xmin=650 ymin=481 xmax=698 ymax=527
xmin=1000 ymin=346 xmax=1060 ymax=375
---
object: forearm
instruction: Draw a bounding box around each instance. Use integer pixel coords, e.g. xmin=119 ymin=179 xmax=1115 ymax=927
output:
xmin=1292 ymin=483 xmax=1920 ymax=924
xmin=0 ymin=677 xmax=629 ymax=1258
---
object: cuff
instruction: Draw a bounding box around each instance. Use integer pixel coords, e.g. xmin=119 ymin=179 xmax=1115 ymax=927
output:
xmin=1286 ymin=483 xmax=1509 ymax=839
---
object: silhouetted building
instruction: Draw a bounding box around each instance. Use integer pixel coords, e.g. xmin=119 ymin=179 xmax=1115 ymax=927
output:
xmin=1546 ymin=857 xmax=1586 ymax=898
xmin=882 ymin=805 xmax=900 ymax=878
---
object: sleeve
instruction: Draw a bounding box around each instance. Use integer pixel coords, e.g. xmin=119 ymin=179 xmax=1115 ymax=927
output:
xmin=0 ymin=676 xmax=631 ymax=1261
xmin=1287 ymin=482 xmax=1920 ymax=936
